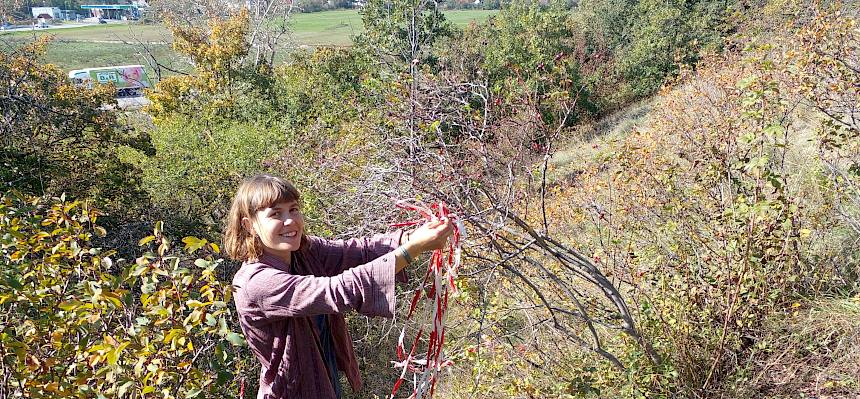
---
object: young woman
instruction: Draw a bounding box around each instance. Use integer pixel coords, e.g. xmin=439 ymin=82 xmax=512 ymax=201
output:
xmin=224 ymin=174 xmax=454 ymax=399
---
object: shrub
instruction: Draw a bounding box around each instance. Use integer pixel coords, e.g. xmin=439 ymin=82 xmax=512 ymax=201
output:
xmin=118 ymin=117 xmax=286 ymax=231
xmin=573 ymin=0 xmax=732 ymax=107
xmin=538 ymin=7 xmax=858 ymax=396
xmin=0 ymin=192 xmax=247 ymax=398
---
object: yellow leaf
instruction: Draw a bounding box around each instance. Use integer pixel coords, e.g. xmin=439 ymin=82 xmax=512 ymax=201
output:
xmin=138 ymin=235 xmax=155 ymax=246
xmin=44 ymin=382 xmax=59 ymax=392
xmin=186 ymin=300 xmax=206 ymax=308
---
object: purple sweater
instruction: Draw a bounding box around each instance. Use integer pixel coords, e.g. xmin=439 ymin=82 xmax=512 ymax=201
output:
xmin=231 ymin=232 xmax=404 ymax=399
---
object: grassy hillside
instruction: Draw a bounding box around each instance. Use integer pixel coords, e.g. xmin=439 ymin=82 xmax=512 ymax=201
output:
xmin=1 ymin=23 xmax=172 ymax=42
xmin=536 ymin=15 xmax=860 ymax=394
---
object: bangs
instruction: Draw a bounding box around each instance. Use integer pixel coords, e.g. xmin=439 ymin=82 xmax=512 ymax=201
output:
xmin=245 ymin=175 xmax=302 ymax=211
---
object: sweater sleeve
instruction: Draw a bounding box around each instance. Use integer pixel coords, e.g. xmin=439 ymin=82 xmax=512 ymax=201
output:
xmin=304 ymin=231 xmax=406 ymax=279
xmin=238 ymin=254 xmax=398 ymax=320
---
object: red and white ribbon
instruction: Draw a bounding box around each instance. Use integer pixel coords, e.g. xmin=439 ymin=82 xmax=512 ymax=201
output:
xmin=389 ymin=200 xmax=464 ymax=399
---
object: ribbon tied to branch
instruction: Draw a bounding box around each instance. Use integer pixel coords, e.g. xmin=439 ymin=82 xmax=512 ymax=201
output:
xmin=389 ymin=200 xmax=465 ymax=399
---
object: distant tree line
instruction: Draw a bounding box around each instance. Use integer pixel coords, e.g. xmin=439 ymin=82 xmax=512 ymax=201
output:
xmin=295 ymin=0 xmax=504 ymax=13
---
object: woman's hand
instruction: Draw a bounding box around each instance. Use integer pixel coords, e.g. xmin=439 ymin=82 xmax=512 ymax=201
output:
xmin=394 ymin=218 xmax=456 ymax=272
xmin=403 ymin=218 xmax=455 ymax=254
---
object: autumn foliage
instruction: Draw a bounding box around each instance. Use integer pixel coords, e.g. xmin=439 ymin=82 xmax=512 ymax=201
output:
xmin=0 ymin=193 xmax=247 ymax=398
xmin=1 ymin=2 xmax=857 ymax=399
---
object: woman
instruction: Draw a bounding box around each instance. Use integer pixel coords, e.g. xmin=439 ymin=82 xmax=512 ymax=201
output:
xmin=224 ymin=174 xmax=454 ymax=398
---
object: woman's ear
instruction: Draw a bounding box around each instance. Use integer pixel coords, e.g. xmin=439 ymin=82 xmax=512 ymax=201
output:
xmin=241 ymin=217 xmax=255 ymax=237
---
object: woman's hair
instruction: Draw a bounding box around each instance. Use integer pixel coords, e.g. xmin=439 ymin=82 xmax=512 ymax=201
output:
xmin=224 ymin=174 xmax=307 ymax=261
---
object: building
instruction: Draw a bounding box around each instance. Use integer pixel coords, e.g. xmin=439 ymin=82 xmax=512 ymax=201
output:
xmin=31 ymin=7 xmax=62 ymax=19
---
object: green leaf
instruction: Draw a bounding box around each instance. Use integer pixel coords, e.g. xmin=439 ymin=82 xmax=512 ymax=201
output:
xmin=186 ymin=300 xmax=206 ymax=308
xmin=225 ymin=332 xmax=246 ymax=347
xmin=762 ymin=123 xmax=785 ymax=137
xmin=738 ymin=75 xmax=757 ymax=89
xmin=5 ymin=276 xmax=23 ymax=290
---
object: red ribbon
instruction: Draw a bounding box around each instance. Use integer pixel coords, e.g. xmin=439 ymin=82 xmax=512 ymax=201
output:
xmin=389 ymin=201 xmax=463 ymax=399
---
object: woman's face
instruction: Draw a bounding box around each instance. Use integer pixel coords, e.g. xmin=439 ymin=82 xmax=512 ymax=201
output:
xmin=246 ymin=200 xmax=305 ymax=261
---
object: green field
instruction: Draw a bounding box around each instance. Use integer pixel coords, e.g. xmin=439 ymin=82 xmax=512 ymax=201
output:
xmin=290 ymin=9 xmax=498 ymax=46
xmin=0 ymin=9 xmax=497 ymax=70
xmin=2 ymin=23 xmax=172 ymax=42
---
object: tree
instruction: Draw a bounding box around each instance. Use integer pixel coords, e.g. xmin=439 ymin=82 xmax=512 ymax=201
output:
xmin=356 ymin=0 xmax=452 ymax=66
xmin=573 ymin=0 xmax=733 ymax=103
xmin=146 ymin=10 xmax=254 ymax=122
xmin=0 ymin=38 xmax=149 ymax=216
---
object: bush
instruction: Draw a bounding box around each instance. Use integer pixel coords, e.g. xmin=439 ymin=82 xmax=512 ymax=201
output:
xmin=0 ymin=193 xmax=248 ymax=398
xmin=573 ymin=0 xmax=732 ymax=107
xmin=118 ymin=117 xmax=287 ymax=231
xmin=435 ymin=0 xmax=598 ymax=131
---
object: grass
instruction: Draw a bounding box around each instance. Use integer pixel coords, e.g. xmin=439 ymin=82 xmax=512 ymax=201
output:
xmin=290 ymin=9 xmax=364 ymax=46
xmin=288 ymin=9 xmax=498 ymax=46
xmin=48 ymin=41 xmax=175 ymax=72
xmin=732 ymin=296 xmax=860 ymax=397
xmin=1 ymin=38 xmax=183 ymax=77
xmin=0 ymin=9 xmax=498 ymax=68
xmin=0 ymin=23 xmax=172 ymax=42
xmin=548 ymin=99 xmax=654 ymax=184
xmin=442 ymin=9 xmax=499 ymax=26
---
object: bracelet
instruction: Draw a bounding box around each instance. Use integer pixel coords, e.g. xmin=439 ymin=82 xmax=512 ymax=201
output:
xmin=396 ymin=246 xmax=414 ymax=265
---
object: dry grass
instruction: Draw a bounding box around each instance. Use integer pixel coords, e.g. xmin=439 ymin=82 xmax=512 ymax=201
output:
xmin=548 ymin=98 xmax=654 ymax=185
xmin=731 ymin=296 xmax=860 ymax=398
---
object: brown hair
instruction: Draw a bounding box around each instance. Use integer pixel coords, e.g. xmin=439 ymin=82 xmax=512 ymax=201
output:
xmin=224 ymin=174 xmax=307 ymax=261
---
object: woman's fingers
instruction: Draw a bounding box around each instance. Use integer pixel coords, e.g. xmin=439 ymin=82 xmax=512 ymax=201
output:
xmin=407 ymin=217 xmax=457 ymax=252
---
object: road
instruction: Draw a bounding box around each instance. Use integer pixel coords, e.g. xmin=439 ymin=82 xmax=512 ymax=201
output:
xmin=1 ymin=20 xmax=125 ymax=33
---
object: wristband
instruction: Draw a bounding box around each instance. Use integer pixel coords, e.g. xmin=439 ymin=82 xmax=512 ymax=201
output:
xmin=396 ymin=246 xmax=414 ymax=265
